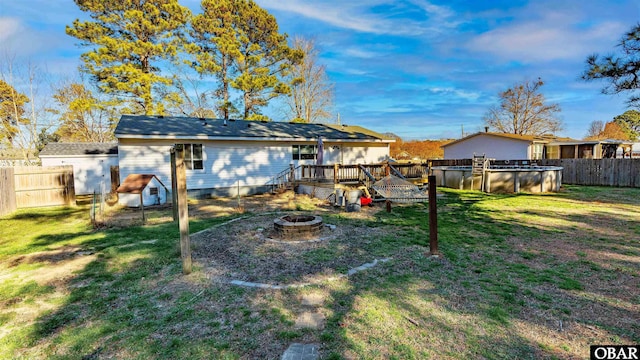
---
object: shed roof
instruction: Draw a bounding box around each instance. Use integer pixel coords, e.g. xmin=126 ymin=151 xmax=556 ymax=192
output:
xmin=442 ymin=132 xmax=576 ymax=148
xmin=39 ymin=142 xmax=118 ymax=156
xmin=116 ymin=174 xmax=165 ymax=194
xmin=115 ymin=115 xmax=393 ymax=142
xmin=547 ymin=139 xmax=634 ymax=146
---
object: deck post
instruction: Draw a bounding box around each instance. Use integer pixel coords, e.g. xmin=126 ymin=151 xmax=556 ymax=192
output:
xmin=289 ymin=164 xmax=295 ymax=185
xmin=175 ymin=144 xmax=192 ymax=275
xmin=334 ymin=164 xmax=339 ymax=184
xmin=428 ymin=175 xmax=438 ymax=256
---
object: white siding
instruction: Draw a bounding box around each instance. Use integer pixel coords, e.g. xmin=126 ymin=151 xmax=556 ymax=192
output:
xmin=118 ymin=139 xmax=292 ymax=191
xmin=444 ymin=135 xmax=531 ymax=160
xmin=118 ymin=139 xmax=391 ymax=195
xmin=340 ymin=144 xmax=388 ymax=164
xmin=41 ymin=155 xmax=118 ymax=195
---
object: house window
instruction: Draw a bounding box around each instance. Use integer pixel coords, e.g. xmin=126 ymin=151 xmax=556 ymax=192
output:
xmin=532 ymin=144 xmax=544 ymax=160
xmin=292 ymin=145 xmax=317 ymax=160
xmin=546 ymin=145 xmax=559 ymax=159
xmin=183 ymin=144 xmax=204 ymax=170
xmin=149 ymin=187 xmax=158 ymax=196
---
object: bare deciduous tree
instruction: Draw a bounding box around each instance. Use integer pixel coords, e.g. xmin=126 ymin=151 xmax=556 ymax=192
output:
xmin=0 ymin=54 xmax=51 ymax=162
xmin=484 ymin=78 xmax=562 ymax=135
xmin=585 ymin=120 xmax=604 ymax=139
xmin=284 ymin=37 xmax=334 ymax=123
xmin=162 ymin=63 xmax=217 ymax=118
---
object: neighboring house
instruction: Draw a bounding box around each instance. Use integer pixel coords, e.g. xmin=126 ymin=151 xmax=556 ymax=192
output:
xmin=443 ymin=132 xmax=632 ymax=160
xmin=39 ymin=142 xmax=118 ymax=195
xmin=114 ymin=115 xmax=393 ymax=198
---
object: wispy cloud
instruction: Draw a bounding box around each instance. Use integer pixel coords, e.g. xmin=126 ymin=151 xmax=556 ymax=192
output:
xmin=342 ymin=47 xmax=381 ymax=59
xmin=256 ymin=0 xmax=461 ymax=36
xmin=0 ymin=18 xmax=22 ymax=44
xmin=428 ymin=87 xmax=482 ymax=101
xmin=466 ymin=8 xmax=627 ymax=63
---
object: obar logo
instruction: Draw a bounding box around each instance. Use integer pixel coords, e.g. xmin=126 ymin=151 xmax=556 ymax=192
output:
xmin=591 ymin=346 xmax=639 ymax=360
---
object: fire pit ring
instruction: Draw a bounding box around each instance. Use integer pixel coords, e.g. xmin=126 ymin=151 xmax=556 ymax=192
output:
xmin=273 ymin=215 xmax=323 ymax=239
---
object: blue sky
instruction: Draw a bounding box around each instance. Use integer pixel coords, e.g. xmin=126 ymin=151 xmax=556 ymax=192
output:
xmin=0 ymin=0 xmax=639 ymax=140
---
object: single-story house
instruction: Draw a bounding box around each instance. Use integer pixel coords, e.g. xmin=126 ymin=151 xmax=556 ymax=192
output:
xmin=39 ymin=142 xmax=118 ymax=195
xmin=442 ymin=132 xmax=633 ymax=160
xmin=114 ymin=115 xmax=393 ymax=198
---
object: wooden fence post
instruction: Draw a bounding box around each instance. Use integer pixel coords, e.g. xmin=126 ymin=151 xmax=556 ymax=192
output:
xmin=175 ymin=145 xmax=192 ymax=274
xmin=110 ymin=166 xmax=120 ymax=193
xmin=0 ymin=168 xmax=16 ymax=216
xmin=428 ymin=175 xmax=439 ymax=256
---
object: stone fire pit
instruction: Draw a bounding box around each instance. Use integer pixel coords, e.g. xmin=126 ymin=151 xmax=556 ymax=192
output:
xmin=273 ymin=215 xmax=323 ymax=239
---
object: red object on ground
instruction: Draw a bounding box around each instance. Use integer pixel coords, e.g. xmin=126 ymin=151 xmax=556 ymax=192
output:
xmin=360 ymin=197 xmax=373 ymax=206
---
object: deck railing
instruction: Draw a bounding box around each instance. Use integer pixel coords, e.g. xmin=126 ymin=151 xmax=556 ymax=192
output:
xmin=298 ymin=162 xmax=429 ymax=186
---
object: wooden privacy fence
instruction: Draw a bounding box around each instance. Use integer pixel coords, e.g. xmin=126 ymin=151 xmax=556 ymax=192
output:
xmin=539 ymin=159 xmax=640 ymax=187
xmin=11 ymin=166 xmax=75 ymax=209
xmin=0 ymin=168 xmax=17 ymax=216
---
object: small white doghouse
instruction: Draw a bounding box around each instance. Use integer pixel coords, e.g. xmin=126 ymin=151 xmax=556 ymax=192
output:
xmin=116 ymin=174 xmax=168 ymax=220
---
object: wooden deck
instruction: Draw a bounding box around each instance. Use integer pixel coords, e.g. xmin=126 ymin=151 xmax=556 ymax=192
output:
xmin=294 ymin=163 xmax=429 ymax=188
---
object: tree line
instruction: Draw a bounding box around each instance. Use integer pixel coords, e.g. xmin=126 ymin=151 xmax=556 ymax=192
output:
xmin=1 ymin=0 xmax=335 ymax=158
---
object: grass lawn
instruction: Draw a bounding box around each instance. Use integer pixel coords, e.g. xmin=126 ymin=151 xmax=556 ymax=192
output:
xmin=0 ymin=186 xmax=638 ymax=359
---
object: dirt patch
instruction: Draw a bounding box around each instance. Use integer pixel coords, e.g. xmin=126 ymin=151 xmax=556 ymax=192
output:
xmin=102 ymin=191 xmax=337 ymax=226
xmin=191 ymin=212 xmax=395 ymax=286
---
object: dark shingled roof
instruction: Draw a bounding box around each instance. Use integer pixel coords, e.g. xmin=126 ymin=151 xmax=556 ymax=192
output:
xmin=114 ymin=115 xmax=391 ymax=141
xmin=39 ymin=142 xmax=118 ymax=156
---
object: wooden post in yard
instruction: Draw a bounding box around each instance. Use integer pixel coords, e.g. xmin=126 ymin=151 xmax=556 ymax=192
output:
xmin=428 ymin=175 xmax=439 ymax=256
xmin=170 ymin=148 xmax=178 ymax=222
xmin=175 ymin=144 xmax=192 ymax=274
xmin=139 ymin=192 xmax=146 ymax=223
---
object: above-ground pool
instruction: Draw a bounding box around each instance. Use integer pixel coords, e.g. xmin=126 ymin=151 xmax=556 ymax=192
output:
xmin=431 ymin=166 xmax=563 ymax=193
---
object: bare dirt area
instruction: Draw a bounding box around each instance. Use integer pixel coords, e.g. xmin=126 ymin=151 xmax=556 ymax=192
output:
xmin=104 ymin=190 xmax=395 ymax=286
xmin=191 ymin=211 xmax=396 ymax=286
xmin=102 ymin=191 xmax=369 ymax=226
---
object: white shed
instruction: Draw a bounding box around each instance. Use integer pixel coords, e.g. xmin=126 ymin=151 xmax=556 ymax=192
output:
xmin=39 ymin=143 xmax=118 ymax=195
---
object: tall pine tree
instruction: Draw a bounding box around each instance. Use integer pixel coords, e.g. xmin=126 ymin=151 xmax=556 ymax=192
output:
xmin=189 ymin=0 xmax=242 ymax=119
xmin=231 ymin=0 xmax=302 ymax=120
xmin=67 ymin=0 xmax=190 ymax=115
xmin=189 ymin=0 xmax=300 ymax=120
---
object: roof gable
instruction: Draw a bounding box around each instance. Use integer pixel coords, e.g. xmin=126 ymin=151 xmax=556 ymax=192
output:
xmin=114 ymin=115 xmax=391 ymax=142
